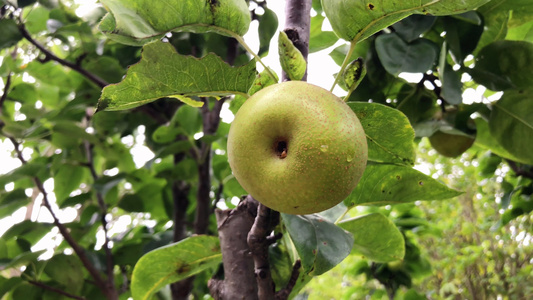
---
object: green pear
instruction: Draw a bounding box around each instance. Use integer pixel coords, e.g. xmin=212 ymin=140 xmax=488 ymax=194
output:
xmin=227 ymin=81 xmax=368 ymax=214
xmin=429 ymin=130 xmax=475 ymax=158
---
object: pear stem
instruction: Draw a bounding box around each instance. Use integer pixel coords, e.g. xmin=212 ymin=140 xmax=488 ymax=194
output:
xmin=234 ymin=35 xmax=279 ymax=83
xmin=334 ymin=208 xmax=351 ymax=224
xmin=330 ymin=40 xmax=357 ymax=93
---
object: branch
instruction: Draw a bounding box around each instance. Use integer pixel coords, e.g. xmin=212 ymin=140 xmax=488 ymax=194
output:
xmin=0 ymin=73 xmax=11 ymax=109
xmin=18 ymin=24 xmax=108 ymax=88
xmin=208 ymin=196 xmax=259 ymax=299
xmin=28 ymin=280 xmax=86 ymax=300
xmin=195 ymin=97 xmax=227 ymax=234
xmin=506 ymin=159 xmax=533 ymax=179
xmin=247 ymin=202 xmax=279 ymax=300
xmin=8 ymin=137 xmax=112 ymax=299
xmin=83 ymin=128 xmax=117 ymax=299
xmin=283 ymin=0 xmax=312 ymax=81
xmin=275 ymin=260 xmax=302 ymax=300
xmin=0 ymin=73 xmax=12 ymax=128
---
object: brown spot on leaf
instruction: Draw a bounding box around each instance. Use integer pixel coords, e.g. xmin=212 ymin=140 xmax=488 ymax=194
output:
xmin=368 ymin=3 xmax=375 ymax=10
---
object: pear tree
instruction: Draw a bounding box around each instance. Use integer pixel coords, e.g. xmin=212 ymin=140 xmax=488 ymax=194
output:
xmin=0 ymin=0 xmax=532 ymax=300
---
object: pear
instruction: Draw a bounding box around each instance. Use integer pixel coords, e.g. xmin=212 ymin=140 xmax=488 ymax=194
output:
xmin=429 ymin=130 xmax=475 ymax=158
xmin=227 ymin=81 xmax=368 ymax=214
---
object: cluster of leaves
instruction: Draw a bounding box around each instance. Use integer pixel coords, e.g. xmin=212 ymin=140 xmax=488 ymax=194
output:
xmin=0 ymin=0 xmax=531 ymax=299
xmin=301 ymin=141 xmax=532 ymax=299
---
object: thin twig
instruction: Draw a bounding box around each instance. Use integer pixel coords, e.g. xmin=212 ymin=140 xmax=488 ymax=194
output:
xmin=18 ymin=24 xmax=108 ymax=88
xmin=275 ymin=260 xmax=302 ymax=300
xmin=28 ymin=280 xmax=86 ymax=300
xmin=9 ymin=137 xmax=109 ymax=296
xmin=82 ymin=110 xmax=117 ymax=297
xmin=506 ymin=159 xmax=533 ymax=179
xmin=247 ymin=203 xmax=279 ymax=300
xmin=0 ymin=73 xmax=12 ymax=127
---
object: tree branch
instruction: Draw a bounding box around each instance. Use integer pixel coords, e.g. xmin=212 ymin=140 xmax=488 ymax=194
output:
xmin=283 ymin=0 xmax=312 ymax=81
xmin=195 ymin=97 xmax=227 ymax=234
xmin=18 ymin=24 xmax=108 ymax=88
xmin=83 ymin=126 xmax=118 ymax=299
xmin=247 ymin=203 xmax=279 ymax=300
xmin=8 ymin=137 xmax=113 ymax=299
xmin=28 ymin=280 xmax=86 ymax=300
xmin=506 ymin=159 xmax=533 ymax=179
xmin=275 ymin=260 xmax=302 ymax=300
xmin=0 ymin=73 xmax=12 ymax=128
xmin=209 ymin=196 xmax=259 ymax=299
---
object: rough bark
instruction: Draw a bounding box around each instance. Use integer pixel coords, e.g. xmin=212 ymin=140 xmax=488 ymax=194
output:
xmin=247 ymin=204 xmax=279 ymax=299
xmin=283 ymin=0 xmax=312 ymax=81
xmin=208 ymin=196 xmax=259 ymax=300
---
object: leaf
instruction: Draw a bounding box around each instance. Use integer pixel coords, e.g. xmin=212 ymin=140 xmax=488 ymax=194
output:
xmin=474 ymin=117 xmax=526 ymax=163
xmin=1 ymin=220 xmax=53 ymax=245
xmin=278 ymin=31 xmax=306 ymax=81
xmin=0 ymin=277 xmax=23 ymax=298
xmin=343 ymin=58 xmax=366 ymax=92
xmin=0 ymin=162 xmax=47 ymax=186
xmin=322 ymin=0 xmax=490 ymax=43
xmin=53 ymin=165 xmax=86 ymax=205
xmin=375 ymin=34 xmax=438 ymax=76
xmin=396 ymin=84 xmax=439 ymax=126
xmin=470 ymin=40 xmax=533 ymax=91
xmin=391 ymin=14 xmax=436 ymax=43
xmin=0 ymin=189 xmax=31 ymax=219
xmin=438 ymin=47 xmax=463 ymax=105
xmin=43 ymin=254 xmax=84 ymax=293
xmin=99 ymin=0 xmax=251 ymax=45
xmin=309 ymin=14 xmax=338 ymax=53
xmin=489 ymin=90 xmax=533 ymax=164
xmin=0 ymin=19 xmax=23 ymax=50
xmin=131 ymin=235 xmax=221 ymax=300
xmin=257 ymin=7 xmax=278 ymax=57
xmin=97 ymin=41 xmax=257 ymax=111
xmin=281 ymin=214 xmax=353 ymax=276
xmin=443 ymin=12 xmax=484 ymax=62
xmin=339 ymin=213 xmax=405 ymax=262
xmin=345 ymin=163 xmax=463 ymax=207
xmin=348 ymin=102 xmax=416 ymax=165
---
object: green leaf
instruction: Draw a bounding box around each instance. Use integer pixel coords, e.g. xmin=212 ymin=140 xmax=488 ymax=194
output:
xmin=1 ymin=220 xmax=53 ymax=245
xmin=375 ymin=34 xmax=438 ymax=76
xmin=257 ymin=7 xmax=278 ymax=57
xmin=345 ymin=163 xmax=462 ymax=207
xmin=339 ymin=213 xmax=405 ymax=262
xmin=348 ymin=102 xmax=416 ymax=165
xmin=53 ymin=165 xmax=85 ymax=205
xmin=443 ymin=12 xmax=484 ymax=62
xmin=391 ymin=14 xmax=436 ymax=43
xmin=0 ymin=162 xmax=47 ymax=186
xmin=0 ymin=19 xmax=23 ymax=50
xmin=329 ymin=41 xmax=370 ymax=66
xmin=396 ymin=84 xmax=439 ymax=126
xmin=281 ymin=214 xmax=353 ymax=276
xmin=489 ymin=90 xmax=533 ymax=164
xmin=97 ymin=41 xmax=257 ymax=111
xmin=99 ymin=0 xmax=251 ymax=45
xmin=0 ymin=250 xmax=46 ymax=270
xmin=278 ymin=31 xmax=306 ymax=81
xmin=470 ymin=40 xmax=533 ymax=91
xmin=0 ymin=189 xmax=31 ymax=219
xmin=131 ymin=235 xmax=221 ymax=300
xmin=44 ymin=254 xmax=84 ymax=293
xmin=474 ymin=117 xmax=526 ymax=163
xmin=438 ymin=50 xmax=463 ymax=105
xmin=342 ymin=58 xmax=366 ymax=92
xmin=309 ymin=14 xmax=338 ymax=53
xmin=322 ymin=0 xmax=489 ymax=43
xmin=0 ymin=277 xmax=23 ymax=298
